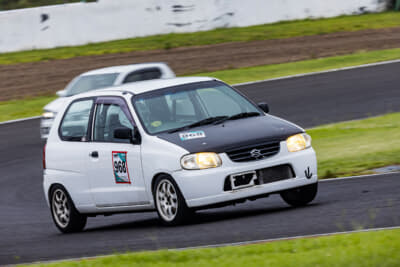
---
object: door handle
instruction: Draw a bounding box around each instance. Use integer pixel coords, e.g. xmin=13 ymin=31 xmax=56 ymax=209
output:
xmin=90 ymin=151 xmax=99 ymax=158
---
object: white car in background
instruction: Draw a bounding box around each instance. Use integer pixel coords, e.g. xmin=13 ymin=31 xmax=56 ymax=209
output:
xmin=40 ymin=62 xmax=175 ymax=139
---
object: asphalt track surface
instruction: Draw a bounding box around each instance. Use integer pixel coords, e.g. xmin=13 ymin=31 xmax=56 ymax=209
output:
xmin=1 ymin=62 xmax=400 ymax=265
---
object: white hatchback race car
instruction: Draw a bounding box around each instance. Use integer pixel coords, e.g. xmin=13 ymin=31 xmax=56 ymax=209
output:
xmin=40 ymin=62 xmax=175 ymax=139
xmin=43 ymin=77 xmax=318 ymax=233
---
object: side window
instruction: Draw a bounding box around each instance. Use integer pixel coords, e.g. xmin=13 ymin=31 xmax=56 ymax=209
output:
xmin=93 ymin=103 xmax=134 ymax=143
xmin=123 ymin=68 xmax=162 ymax=84
xmin=59 ymin=99 xmax=93 ymax=141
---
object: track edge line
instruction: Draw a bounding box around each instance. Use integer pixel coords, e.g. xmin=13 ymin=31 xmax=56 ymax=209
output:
xmin=3 ymin=59 xmax=400 ymax=125
xmin=0 ymin=116 xmax=41 ymax=126
xmin=233 ymin=58 xmax=400 ymax=87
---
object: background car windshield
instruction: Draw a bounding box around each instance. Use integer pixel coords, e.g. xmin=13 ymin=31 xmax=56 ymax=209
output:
xmin=65 ymin=73 xmax=119 ymax=96
xmin=133 ymin=82 xmax=261 ymax=134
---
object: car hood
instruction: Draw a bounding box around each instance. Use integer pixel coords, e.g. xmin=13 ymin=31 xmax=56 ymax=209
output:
xmin=157 ymin=115 xmax=303 ymax=153
xmin=43 ymin=97 xmax=69 ymax=113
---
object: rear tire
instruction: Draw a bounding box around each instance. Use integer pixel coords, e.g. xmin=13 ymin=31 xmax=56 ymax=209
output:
xmin=153 ymin=175 xmax=192 ymax=226
xmin=50 ymin=185 xmax=87 ymax=233
xmin=280 ymin=182 xmax=318 ymax=207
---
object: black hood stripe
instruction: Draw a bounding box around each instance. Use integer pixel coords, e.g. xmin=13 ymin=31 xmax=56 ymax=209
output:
xmin=157 ymin=115 xmax=303 ymax=153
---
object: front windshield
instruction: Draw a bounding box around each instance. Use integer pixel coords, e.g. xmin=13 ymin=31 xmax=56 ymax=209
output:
xmin=65 ymin=73 xmax=119 ymax=96
xmin=132 ymin=81 xmax=262 ymax=134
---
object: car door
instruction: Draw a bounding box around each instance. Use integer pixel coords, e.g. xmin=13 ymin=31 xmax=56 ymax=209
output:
xmin=50 ymin=98 xmax=95 ymax=205
xmin=86 ymin=96 xmax=149 ymax=207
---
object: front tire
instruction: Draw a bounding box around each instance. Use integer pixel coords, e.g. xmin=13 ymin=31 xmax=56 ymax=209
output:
xmin=50 ymin=185 xmax=87 ymax=233
xmin=153 ymin=175 xmax=192 ymax=226
xmin=280 ymin=182 xmax=318 ymax=207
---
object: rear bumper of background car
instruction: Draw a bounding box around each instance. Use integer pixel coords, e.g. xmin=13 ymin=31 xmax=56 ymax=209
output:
xmin=173 ymin=142 xmax=317 ymax=208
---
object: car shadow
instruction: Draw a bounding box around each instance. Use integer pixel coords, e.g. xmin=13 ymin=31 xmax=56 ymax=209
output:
xmin=83 ymin=201 xmax=321 ymax=233
xmin=188 ymin=202 xmax=320 ymax=225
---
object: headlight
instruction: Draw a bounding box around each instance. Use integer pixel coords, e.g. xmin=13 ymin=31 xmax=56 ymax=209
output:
xmin=42 ymin=111 xmax=56 ymax=119
xmin=180 ymin=152 xmax=222 ymax=170
xmin=286 ymin=133 xmax=311 ymax=152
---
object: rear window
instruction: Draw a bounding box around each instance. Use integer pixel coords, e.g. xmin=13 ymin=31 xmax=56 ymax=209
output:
xmin=123 ymin=68 xmax=162 ymax=83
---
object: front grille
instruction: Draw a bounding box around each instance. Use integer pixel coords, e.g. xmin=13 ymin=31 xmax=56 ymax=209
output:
xmin=226 ymin=141 xmax=281 ymax=162
xmin=223 ymin=164 xmax=295 ymax=191
xmin=257 ymin=164 xmax=295 ymax=184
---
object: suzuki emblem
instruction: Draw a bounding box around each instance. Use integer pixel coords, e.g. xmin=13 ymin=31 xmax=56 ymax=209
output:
xmin=250 ymin=149 xmax=262 ymax=159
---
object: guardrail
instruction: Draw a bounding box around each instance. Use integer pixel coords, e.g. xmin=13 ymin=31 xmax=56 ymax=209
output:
xmin=0 ymin=0 xmax=391 ymax=53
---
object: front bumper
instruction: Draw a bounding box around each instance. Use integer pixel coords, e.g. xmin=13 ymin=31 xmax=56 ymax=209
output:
xmin=173 ymin=142 xmax=317 ymax=208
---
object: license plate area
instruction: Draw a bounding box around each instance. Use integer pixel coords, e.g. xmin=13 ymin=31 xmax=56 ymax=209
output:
xmin=230 ymin=171 xmax=257 ymax=190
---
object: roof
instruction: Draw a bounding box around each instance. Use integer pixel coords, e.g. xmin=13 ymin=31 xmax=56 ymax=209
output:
xmin=81 ymin=62 xmax=169 ymax=76
xmin=73 ymin=77 xmax=216 ymax=99
xmin=97 ymin=77 xmax=216 ymax=95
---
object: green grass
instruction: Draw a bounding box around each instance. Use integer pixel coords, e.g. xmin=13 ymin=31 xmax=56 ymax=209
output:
xmin=0 ymin=96 xmax=56 ymax=122
xmin=1 ymin=11 xmax=400 ymax=65
xmin=309 ymin=112 xmax=400 ymax=178
xmin=21 ymin=229 xmax=400 ymax=267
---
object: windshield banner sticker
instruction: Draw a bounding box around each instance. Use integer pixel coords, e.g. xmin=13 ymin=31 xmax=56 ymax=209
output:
xmin=179 ymin=131 xmax=206 ymax=141
xmin=112 ymin=151 xmax=131 ymax=184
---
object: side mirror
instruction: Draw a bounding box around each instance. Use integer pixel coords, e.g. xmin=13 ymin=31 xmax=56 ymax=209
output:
xmin=56 ymin=90 xmax=67 ymax=97
xmin=258 ymin=102 xmax=269 ymax=113
xmin=114 ymin=127 xmax=141 ymax=144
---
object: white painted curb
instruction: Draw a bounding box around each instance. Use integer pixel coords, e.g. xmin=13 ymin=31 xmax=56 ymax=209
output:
xmin=320 ymin=171 xmax=400 ymax=182
xmin=233 ymin=58 xmax=400 ymax=87
xmin=179 ymin=226 xmax=400 ymax=250
xmin=0 ymin=116 xmax=41 ymax=126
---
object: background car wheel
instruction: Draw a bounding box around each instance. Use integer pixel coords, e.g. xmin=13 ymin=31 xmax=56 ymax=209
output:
xmin=50 ymin=185 xmax=87 ymax=233
xmin=280 ymin=182 xmax=318 ymax=207
xmin=153 ymin=175 xmax=192 ymax=226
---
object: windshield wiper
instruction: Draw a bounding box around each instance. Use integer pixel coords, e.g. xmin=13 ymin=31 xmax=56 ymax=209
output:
xmin=213 ymin=112 xmax=261 ymax=125
xmin=168 ymin=116 xmax=228 ymax=133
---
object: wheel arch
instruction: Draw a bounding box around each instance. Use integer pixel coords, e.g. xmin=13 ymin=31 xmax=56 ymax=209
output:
xmin=151 ymin=172 xmax=173 ymax=194
xmin=48 ymin=183 xmax=66 ymax=201
xmin=151 ymin=172 xmax=191 ymax=207
xmin=48 ymin=183 xmax=79 ymax=210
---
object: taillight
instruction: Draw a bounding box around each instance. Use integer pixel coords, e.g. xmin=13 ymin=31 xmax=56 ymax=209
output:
xmin=43 ymin=144 xmax=46 ymax=169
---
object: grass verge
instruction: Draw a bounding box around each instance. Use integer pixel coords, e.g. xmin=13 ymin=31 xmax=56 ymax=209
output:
xmin=1 ymin=12 xmax=400 ymax=65
xmin=21 ymin=228 xmax=400 ymax=267
xmin=309 ymin=112 xmax=400 ymax=178
xmin=0 ymin=96 xmax=56 ymax=122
